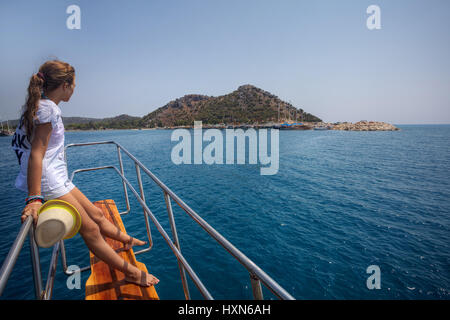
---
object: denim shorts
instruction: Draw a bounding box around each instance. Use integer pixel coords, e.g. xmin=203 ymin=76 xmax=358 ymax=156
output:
xmin=42 ymin=180 xmax=76 ymax=201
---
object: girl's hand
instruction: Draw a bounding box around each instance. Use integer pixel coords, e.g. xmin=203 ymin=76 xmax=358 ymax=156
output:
xmin=21 ymin=201 xmax=42 ymax=225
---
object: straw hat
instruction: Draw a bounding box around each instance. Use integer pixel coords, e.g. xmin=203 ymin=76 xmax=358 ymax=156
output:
xmin=35 ymin=200 xmax=82 ymax=248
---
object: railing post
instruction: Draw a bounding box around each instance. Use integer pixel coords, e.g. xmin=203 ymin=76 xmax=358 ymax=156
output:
xmin=134 ymin=164 xmax=153 ymax=254
xmin=116 ymin=145 xmax=130 ymax=215
xmin=29 ymin=225 xmax=43 ymax=300
xmin=250 ymin=273 xmax=264 ymax=300
xmin=43 ymin=242 xmax=60 ymax=300
xmin=164 ymin=192 xmax=191 ymax=300
xmin=60 ymin=240 xmax=69 ymax=274
xmin=60 ymin=239 xmax=91 ymax=275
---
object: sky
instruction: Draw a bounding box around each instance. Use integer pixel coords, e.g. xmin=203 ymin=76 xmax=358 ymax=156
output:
xmin=0 ymin=0 xmax=449 ymax=124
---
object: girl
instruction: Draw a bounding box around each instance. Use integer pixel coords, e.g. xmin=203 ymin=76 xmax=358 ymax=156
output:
xmin=14 ymin=60 xmax=159 ymax=287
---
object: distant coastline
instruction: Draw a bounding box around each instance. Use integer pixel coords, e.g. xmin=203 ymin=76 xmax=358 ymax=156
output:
xmin=6 ymin=84 xmax=401 ymax=132
xmin=64 ymin=120 xmax=400 ymax=132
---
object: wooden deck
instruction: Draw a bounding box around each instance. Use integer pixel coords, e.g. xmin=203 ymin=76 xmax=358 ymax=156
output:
xmin=85 ymin=199 xmax=159 ymax=300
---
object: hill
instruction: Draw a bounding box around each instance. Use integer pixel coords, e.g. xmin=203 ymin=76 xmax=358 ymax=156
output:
xmin=64 ymin=114 xmax=142 ymax=130
xmin=142 ymin=84 xmax=321 ymax=127
xmin=6 ymin=85 xmax=321 ymax=130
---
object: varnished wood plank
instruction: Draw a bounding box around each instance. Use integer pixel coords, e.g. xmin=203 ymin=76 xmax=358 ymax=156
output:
xmin=85 ymin=199 xmax=159 ymax=300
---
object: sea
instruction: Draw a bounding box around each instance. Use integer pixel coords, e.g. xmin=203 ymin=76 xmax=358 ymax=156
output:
xmin=0 ymin=125 xmax=449 ymax=300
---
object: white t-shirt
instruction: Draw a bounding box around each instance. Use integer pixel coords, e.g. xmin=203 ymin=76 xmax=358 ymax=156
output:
xmin=12 ymin=99 xmax=70 ymax=193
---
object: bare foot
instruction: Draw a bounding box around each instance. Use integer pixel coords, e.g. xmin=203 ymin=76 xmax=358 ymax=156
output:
xmin=124 ymin=236 xmax=147 ymax=250
xmin=131 ymin=238 xmax=147 ymax=246
xmin=125 ymin=268 xmax=159 ymax=287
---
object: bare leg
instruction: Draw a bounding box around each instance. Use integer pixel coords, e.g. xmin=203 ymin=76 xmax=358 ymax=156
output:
xmin=70 ymin=187 xmax=146 ymax=247
xmin=56 ymin=189 xmax=158 ymax=286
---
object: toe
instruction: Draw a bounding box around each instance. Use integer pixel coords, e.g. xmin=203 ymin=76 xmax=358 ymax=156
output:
xmin=133 ymin=238 xmax=147 ymax=246
xmin=148 ymin=274 xmax=159 ymax=285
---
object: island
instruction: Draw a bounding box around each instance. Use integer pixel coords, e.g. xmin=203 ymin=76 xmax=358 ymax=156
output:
xmin=328 ymin=121 xmax=399 ymax=131
xmin=5 ymin=85 xmax=399 ymax=132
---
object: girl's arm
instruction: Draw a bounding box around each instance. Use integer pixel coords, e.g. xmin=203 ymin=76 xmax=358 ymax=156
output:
xmin=21 ymin=123 xmax=52 ymax=224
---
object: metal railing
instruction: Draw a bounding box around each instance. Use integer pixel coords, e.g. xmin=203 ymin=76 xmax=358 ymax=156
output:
xmin=0 ymin=140 xmax=295 ymax=300
xmin=0 ymin=216 xmax=58 ymax=299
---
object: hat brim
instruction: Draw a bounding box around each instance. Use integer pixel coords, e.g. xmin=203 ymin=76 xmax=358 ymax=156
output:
xmin=38 ymin=199 xmax=82 ymax=239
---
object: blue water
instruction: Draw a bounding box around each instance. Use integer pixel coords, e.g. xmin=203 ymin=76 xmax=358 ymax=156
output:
xmin=0 ymin=125 xmax=449 ymax=300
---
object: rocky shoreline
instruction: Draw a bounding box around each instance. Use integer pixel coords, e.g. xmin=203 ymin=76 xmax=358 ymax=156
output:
xmin=328 ymin=121 xmax=399 ymax=131
xmin=63 ymin=121 xmax=399 ymax=132
xmin=157 ymin=120 xmax=399 ymax=131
